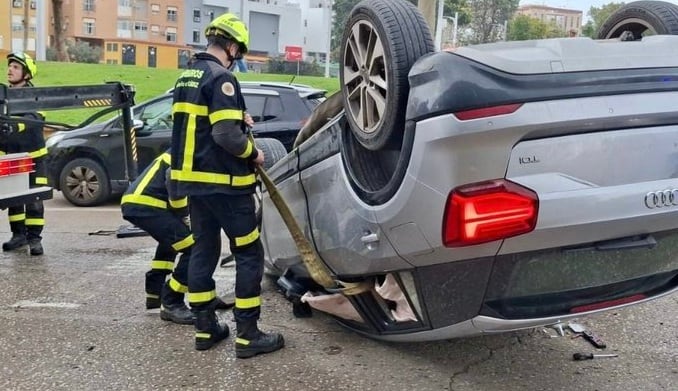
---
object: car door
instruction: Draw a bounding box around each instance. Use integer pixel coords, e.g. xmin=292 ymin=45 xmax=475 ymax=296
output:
xmin=106 ymin=95 xmax=173 ymax=179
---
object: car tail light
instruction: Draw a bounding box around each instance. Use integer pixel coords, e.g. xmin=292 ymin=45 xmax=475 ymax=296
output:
xmin=569 ymin=294 xmax=647 ymax=313
xmin=0 ymin=156 xmax=35 ymax=177
xmin=443 ymin=179 xmax=538 ymax=247
xmin=454 ymin=103 xmax=523 ymax=121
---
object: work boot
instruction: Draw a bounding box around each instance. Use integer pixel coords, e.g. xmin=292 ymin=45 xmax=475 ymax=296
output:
xmin=28 ymin=239 xmax=43 ymax=256
xmin=146 ymin=296 xmax=161 ymax=310
xmin=160 ymin=283 xmax=193 ymax=325
xmin=209 ymin=295 xmax=235 ymax=311
xmin=194 ymin=309 xmax=230 ymax=351
xmin=2 ymin=234 xmax=27 ymax=251
xmin=235 ymin=320 xmax=285 ymax=359
xmin=160 ymin=302 xmax=194 ymax=325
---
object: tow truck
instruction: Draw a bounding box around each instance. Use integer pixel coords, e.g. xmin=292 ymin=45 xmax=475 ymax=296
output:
xmin=0 ymin=82 xmax=137 ymax=210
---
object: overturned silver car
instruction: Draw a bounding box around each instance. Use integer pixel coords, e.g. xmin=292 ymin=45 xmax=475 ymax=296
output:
xmin=259 ymin=0 xmax=678 ymax=341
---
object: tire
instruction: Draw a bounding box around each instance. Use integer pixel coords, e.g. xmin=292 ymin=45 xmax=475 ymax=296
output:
xmin=59 ymin=157 xmax=111 ymax=207
xmin=340 ymin=0 xmax=434 ymax=151
xmin=597 ymin=1 xmax=678 ymax=40
xmin=253 ymin=138 xmax=287 ymax=229
xmin=255 ymin=137 xmax=287 ymax=170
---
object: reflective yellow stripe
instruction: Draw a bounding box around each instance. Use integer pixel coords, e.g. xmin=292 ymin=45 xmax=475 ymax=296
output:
xmin=172 ymin=234 xmax=194 ymax=251
xmin=9 ymin=213 xmax=26 ymax=222
xmin=169 ymin=197 xmax=188 ymax=209
xmin=146 ymin=293 xmax=160 ymax=299
xmin=235 ymin=338 xmax=250 ymax=345
xmin=168 ymin=277 xmax=188 ymax=293
xmin=172 ymin=102 xmax=208 ymax=116
xmin=121 ymin=194 xmax=167 ymax=209
xmin=35 ymin=176 xmax=48 ymax=185
xmin=236 ymin=139 xmax=253 ymax=159
xmin=189 ymin=290 xmax=216 ymax=304
xmin=0 ymin=151 xmax=5 ymax=156
xmin=150 ymin=260 xmax=174 ymax=271
xmin=171 ymin=169 xmax=256 ymax=186
xmin=235 ymin=296 xmax=261 ymax=309
xmin=209 ymin=109 xmax=243 ymax=124
xmin=234 ymin=227 xmax=259 ymax=247
xmin=196 ymin=332 xmax=211 ymax=339
xmin=25 ymin=218 xmax=44 ymax=226
xmin=29 ymin=147 xmax=47 ymax=158
xmin=121 ymin=156 xmax=167 ymax=208
xmin=160 ymin=152 xmax=171 ymax=164
xmin=18 ymin=123 xmax=26 ymax=132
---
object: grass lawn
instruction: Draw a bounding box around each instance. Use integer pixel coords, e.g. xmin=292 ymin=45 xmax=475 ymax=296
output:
xmin=32 ymin=61 xmax=340 ymax=125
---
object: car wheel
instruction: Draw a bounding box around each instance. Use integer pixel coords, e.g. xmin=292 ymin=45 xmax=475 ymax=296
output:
xmin=340 ymin=0 xmax=434 ymax=151
xmin=255 ymin=137 xmax=287 ymax=170
xmin=597 ymin=1 xmax=678 ymax=40
xmin=59 ymin=157 xmax=111 ymax=207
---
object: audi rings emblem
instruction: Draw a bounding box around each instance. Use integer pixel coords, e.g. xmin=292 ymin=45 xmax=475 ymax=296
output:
xmin=644 ymin=189 xmax=678 ymax=209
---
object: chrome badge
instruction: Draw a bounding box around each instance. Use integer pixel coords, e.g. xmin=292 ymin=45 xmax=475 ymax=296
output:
xmin=644 ymin=189 xmax=678 ymax=209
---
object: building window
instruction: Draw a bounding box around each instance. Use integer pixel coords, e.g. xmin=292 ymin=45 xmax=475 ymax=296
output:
xmin=151 ymin=4 xmax=160 ymax=14
xmin=12 ymin=0 xmax=23 ymax=8
xmin=150 ymin=25 xmax=160 ymax=36
xmin=30 ymin=1 xmax=36 ymax=9
xmin=167 ymin=7 xmax=178 ymax=22
xmin=83 ymin=18 xmax=95 ymax=35
xmin=106 ymin=43 xmax=119 ymax=52
xmin=193 ymin=9 xmax=201 ymax=23
xmin=106 ymin=59 xmax=119 ymax=64
xmin=192 ymin=30 xmax=200 ymax=43
xmin=83 ymin=0 xmax=94 ymax=11
xmin=166 ymin=27 xmax=177 ymax=42
xmin=134 ymin=22 xmax=148 ymax=32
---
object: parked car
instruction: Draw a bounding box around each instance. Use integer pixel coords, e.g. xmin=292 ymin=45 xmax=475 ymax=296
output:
xmin=259 ymin=0 xmax=678 ymax=342
xmin=45 ymin=81 xmax=326 ymax=206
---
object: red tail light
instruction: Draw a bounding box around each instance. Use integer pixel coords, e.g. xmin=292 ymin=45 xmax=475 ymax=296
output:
xmin=454 ymin=103 xmax=523 ymax=121
xmin=569 ymin=294 xmax=647 ymax=313
xmin=443 ymin=179 xmax=538 ymax=247
xmin=0 ymin=156 xmax=35 ymax=177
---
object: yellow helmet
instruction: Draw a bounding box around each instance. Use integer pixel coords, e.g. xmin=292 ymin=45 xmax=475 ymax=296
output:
xmin=7 ymin=51 xmax=37 ymax=79
xmin=205 ymin=13 xmax=249 ymax=54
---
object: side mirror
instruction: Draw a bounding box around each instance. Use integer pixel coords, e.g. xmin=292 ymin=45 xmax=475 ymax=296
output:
xmin=133 ymin=119 xmax=152 ymax=136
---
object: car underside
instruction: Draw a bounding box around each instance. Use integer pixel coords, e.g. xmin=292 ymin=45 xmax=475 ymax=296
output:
xmin=258 ymin=0 xmax=678 ymax=341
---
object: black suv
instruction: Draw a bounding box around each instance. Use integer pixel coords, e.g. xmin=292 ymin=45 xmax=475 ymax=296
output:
xmin=45 ymin=82 xmax=326 ymax=206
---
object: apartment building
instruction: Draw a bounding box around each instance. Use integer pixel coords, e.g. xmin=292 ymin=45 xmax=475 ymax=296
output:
xmin=516 ymin=4 xmax=583 ymax=34
xmin=0 ymin=0 xmax=39 ymax=59
xmin=48 ymin=0 xmax=189 ymax=68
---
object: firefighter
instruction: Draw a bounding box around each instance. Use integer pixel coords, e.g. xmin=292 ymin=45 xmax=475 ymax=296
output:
xmin=1 ymin=52 xmax=47 ymax=256
xmin=120 ymin=150 xmax=194 ymax=325
xmin=121 ymin=149 xmax=235 ymax=320
xmin=170 ymin=13 xmax=284 ymax=357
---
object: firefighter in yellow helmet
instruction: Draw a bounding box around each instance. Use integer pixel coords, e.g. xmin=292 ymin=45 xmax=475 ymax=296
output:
xmin=1 ymin=52 xmax=47 ymax=255
xmin=169 ymin=13 xmax=284 ymax=358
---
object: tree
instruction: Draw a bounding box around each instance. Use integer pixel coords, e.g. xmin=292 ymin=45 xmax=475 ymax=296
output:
xmin=465 ymin=0 xmax=520 ymax=44
xmin=51 ymin=0 xmax=69 ymax=61
xmin=582 ymin=2 xmax=625 ymax=37
xmin=508 ymin=15 xmax=563 ymax=41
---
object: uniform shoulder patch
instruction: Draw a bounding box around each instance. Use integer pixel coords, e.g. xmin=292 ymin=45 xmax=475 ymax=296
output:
xmin=221 ymin=82 xmax=235 ymax=97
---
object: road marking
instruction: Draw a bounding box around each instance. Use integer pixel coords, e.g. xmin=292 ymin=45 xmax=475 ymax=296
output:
xmin=10 ymin=300 xmax=81 ymax=309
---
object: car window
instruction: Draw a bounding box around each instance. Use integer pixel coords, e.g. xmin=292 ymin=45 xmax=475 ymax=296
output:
xmin=137 ymin=97 xmax=173 ymax=131
xmin=264 ymin=96 xmax=283 ymax=121
xmin=245 ymin=94 xmax=266 ymax=123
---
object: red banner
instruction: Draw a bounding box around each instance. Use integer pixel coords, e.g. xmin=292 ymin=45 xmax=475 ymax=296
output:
xmin=284 ymin=45 xmax=303 ymax=61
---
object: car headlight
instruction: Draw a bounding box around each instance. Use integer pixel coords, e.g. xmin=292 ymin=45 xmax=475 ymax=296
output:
xmin=45 ymin=132 xmax=65 ymax=149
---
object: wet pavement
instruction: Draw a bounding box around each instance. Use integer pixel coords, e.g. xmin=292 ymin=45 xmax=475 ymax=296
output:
xmin=0 ymin=192 xmax=676 ymax=390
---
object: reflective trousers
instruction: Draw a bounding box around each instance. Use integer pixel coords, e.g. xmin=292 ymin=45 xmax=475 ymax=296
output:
xmin=7 ymin=159 xmax=46 ymax=240
xmin=124 ymin=212 xmax=192 ymax=298
xmin=188 ymin=193 xmax=264 ymax=322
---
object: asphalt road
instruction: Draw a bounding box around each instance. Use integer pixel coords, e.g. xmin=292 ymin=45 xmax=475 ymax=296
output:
xmin=0 ymin=192 xmax=676 ymax=391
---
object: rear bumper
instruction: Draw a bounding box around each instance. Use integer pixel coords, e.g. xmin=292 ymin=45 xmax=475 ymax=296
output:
xmin=0 ymin=186 xmax=53 ymax=209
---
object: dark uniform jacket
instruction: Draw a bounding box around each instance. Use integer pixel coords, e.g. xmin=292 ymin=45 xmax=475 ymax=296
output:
xmin=170 ymin=52 xmax=258 ymax=197
xmin=121 ymin=152 xmax=188 ymax=218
